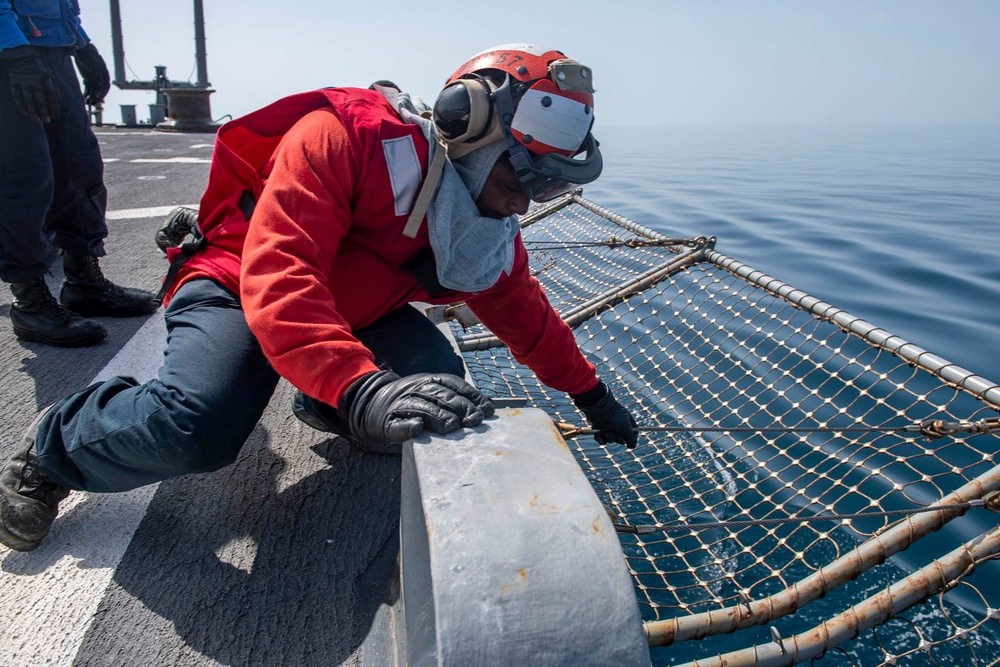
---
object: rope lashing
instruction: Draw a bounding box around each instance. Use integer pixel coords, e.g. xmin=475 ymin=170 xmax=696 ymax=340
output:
xmin=556 ymin=417 xmax=1000 ymax=441
xmin=525 ymin=236 xmax=711 ymax=251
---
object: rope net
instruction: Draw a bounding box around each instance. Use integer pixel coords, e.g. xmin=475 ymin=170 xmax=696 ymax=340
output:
xmin=453 ymin=194 xmax=1000 ymax=667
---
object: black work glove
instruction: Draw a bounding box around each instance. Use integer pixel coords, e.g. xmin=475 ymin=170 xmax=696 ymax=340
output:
xmin=338 ymin=370 xmax=495 ymax=446
xmin=0 ymin=45 xmax=59 ymax=122
xmin=572 ymin=381 xmax=639 ymax=449
xmin=74 ymin=42 xmax=110 ymax=106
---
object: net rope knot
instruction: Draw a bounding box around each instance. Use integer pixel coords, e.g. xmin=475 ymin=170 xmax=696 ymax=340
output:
xmin=916 ymin=417 xmax=1000 ymax=440
xmin=984 ymin=491 xmax=1000 ymax=514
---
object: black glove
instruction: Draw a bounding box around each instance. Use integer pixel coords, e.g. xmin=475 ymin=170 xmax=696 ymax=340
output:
xmin=74 ymin=42 xmax=110 ymax=106
xmin=572 ymin=381 xmax=639 ymax=449
xmin=0 ymin=45 xmax=59 ymax=122
xmin=338 ymin=370 xmax=495 ymax=446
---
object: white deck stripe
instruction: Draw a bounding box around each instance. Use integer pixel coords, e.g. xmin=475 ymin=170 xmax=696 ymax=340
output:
xmin=106 ymin=205 xmax=199 ymax=220
xmin=130 ymin=157 xmax=211 ymax=164
xmin=0 ymin=312 xmax=167 ymax=666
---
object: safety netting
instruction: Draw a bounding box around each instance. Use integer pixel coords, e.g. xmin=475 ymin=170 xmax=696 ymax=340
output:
xmin=448 ymin=193 xmax=1000 ymax=667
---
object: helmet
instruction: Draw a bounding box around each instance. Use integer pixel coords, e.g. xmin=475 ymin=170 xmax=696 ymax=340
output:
xmin=432 ymin=44 xmax=603 ymax=202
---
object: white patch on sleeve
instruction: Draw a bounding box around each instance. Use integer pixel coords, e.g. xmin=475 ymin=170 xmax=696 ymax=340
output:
xmin=503 ymin=242 xmax=515 ymax=275
xmin=382 ymin=136 xmax=423 ymax=217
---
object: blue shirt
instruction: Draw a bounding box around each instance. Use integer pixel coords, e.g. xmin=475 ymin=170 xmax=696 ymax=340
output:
xmin=0 ymin=0 xmax=90 ymax=52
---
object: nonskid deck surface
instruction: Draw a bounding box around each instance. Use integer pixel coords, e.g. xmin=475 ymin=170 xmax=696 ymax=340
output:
xmin=0 ymin=129 xmax=398 ymax=667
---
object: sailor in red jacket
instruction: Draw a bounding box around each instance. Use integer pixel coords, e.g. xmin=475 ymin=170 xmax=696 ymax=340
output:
xmin=0 ymin=44 xmax=637 ymax=552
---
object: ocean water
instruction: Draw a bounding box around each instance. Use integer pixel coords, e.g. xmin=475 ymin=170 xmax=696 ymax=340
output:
xmin=584 ymin=123 xmax=1000 ymax=385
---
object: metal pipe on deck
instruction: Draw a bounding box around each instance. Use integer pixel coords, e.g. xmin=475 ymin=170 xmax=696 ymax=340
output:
xmin=193 ymin=0 xmax=209 ymax=86
xmin=109 ymin=0 xmax=127 ymax=86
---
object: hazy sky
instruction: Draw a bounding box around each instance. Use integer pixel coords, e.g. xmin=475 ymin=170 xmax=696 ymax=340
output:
xmin=77 ymin=0 xmax=999 ymax=127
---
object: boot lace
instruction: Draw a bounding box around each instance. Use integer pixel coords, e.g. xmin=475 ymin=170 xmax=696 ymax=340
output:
xmin=19 ymin=277 xmax=76 ymax=324
xmin=72 ymin=256 xmax=126 ymax=296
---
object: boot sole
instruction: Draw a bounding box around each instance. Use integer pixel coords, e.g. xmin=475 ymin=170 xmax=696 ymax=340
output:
xmin=13 ymin=327 xmax=107 ymax=348
xmin=351 ymin=441 xmax=404 ymax=456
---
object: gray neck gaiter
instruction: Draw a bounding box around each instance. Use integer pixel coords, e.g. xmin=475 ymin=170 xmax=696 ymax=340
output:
xmin=380 ymin=87 xmax=519 ymax=293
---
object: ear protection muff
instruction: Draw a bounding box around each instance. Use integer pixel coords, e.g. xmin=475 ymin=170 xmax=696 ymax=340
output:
xmin=432 ymin=75 xmax=502 ymax=150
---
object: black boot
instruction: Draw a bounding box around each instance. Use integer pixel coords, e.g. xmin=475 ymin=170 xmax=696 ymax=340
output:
xmin=10 ymin=276 xmax=108 ymax=347
xmin=60 ymin=253 xmax=158 ymax=317
xmin=154 ymin=206 xmax=198 ymax=253
xmin=292 ymin=390 xmax=337 ymax=433
xmin=292 ymin=391 xmax=403 ymax=455
xmin=0 ymin=410 xmax=70 ymax=552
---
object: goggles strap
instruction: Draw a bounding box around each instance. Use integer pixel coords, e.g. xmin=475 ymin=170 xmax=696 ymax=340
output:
xmin=492 ymin=75 xmax=541 ymax=185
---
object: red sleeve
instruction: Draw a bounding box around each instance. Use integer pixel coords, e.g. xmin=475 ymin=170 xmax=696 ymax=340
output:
xmin=464 ymin=237 xmax=600 ymax=396
xmin=240 ymin=108 xmax=379 ymax=407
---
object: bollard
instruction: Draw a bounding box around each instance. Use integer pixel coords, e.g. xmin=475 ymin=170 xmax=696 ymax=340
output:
xmin=156 ymin=88 xmax=220 ymax=133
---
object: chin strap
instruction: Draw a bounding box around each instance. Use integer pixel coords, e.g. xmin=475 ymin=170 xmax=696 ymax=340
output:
xmin=491 ymin=75 xmax=537 ymax=183
xmin=402 ymin=135 xmax=448 ymax=238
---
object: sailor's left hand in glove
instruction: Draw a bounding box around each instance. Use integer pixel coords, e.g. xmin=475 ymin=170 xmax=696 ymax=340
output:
xmin=74 ymin=42 xmax=110 ymax=106
xmin=337 ymin=370 xmax=495 ymax=446
xmin=0 ymin=45 xmax=59 ymax=122
xmin=572 ymin=381 xmax=639 ymax=449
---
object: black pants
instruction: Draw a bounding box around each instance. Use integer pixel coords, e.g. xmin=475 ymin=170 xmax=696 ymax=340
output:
xmin=36 ymin=279 xmax=465 ymax=492
xmin=0 ymin=46 xmax=108 ymax=283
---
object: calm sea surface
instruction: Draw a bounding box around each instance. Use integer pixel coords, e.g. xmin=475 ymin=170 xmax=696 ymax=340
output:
xmin=585 ymin=124 xmax=1000 ymax=384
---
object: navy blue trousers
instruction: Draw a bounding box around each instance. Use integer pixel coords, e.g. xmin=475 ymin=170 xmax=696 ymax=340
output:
xmin=0 ymin=46 xmax=108 ymax=283
xmin=34 ymin=279 xmax=465 ymax=492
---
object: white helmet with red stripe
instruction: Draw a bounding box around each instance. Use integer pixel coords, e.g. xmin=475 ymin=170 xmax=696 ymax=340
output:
xmin=433 ymin=44 xmax=603 ymax=201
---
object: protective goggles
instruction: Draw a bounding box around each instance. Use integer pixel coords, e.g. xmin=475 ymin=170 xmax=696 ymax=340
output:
xmin=492 ymin=75 xmax=604 ymax=202
xmin=505 ymin=132 xmax=603 ymax=202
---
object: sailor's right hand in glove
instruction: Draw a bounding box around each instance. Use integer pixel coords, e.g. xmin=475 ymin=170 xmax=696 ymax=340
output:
xmin=74 ymin=42 xmax=111 ymax=106
xmin=337 ymin=370 xmax=494 ymax=446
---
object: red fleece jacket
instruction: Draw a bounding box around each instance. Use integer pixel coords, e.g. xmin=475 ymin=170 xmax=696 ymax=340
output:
xmin=166 ymin=88 xmax=599 ymax=407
